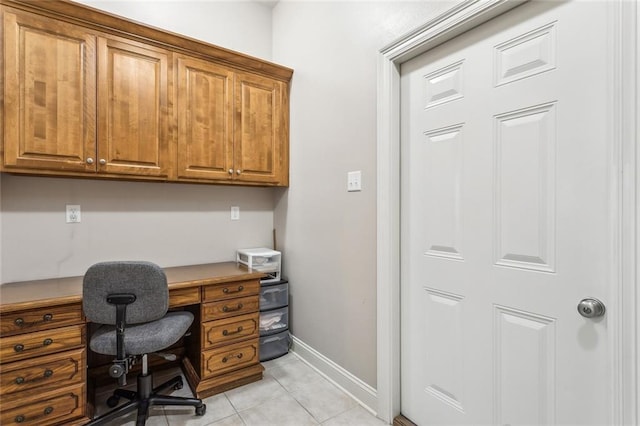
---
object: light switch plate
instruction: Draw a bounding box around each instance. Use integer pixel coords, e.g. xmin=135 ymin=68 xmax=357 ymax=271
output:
xmin=347 ymin=171 xmax=362 ymax=192
xmin=231 ymin=206 xmax=240 ymax=220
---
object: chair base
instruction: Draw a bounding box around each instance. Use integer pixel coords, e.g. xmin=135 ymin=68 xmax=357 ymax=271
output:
xmin=88 ymin=371 xmax=206 ymax=426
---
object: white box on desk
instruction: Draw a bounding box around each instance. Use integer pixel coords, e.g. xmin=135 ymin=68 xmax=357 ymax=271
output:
xmin=236 ymin=248 xmax=281 ymax=283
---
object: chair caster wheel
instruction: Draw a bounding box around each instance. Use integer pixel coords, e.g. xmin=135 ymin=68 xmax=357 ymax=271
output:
xmin=195 ymin=404 xmax=206 ymax=416
xmin=106 ymin=395 xmax=120 ymax=408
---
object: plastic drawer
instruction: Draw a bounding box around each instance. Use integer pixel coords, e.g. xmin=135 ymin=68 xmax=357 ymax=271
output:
xmin=259 ymin=330 xmax=290 ymax=361
xmin=260 ymin=282 xmax=288 ymax=311
xmin=259 ymin=306 xmax=289 ymax=336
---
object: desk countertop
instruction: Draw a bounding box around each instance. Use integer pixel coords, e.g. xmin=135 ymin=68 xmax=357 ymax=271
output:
xmin=0 ymin=262 xmax=264 ymax=313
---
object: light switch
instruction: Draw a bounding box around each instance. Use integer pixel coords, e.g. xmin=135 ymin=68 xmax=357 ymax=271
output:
xmin=231 ymin=206 xmax=240 ymax=220
xmin=347 ymin=171 xmax=362 ymax=192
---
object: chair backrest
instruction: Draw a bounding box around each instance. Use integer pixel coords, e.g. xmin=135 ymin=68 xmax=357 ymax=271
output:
xmin=83 ymin=261 xmax=169 ymax=325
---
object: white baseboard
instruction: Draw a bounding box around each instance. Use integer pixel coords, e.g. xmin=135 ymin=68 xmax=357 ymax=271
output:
xmin=290 ymin=334 xmax=378 ymax=416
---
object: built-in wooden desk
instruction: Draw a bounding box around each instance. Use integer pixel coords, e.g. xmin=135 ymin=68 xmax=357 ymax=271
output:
xmin=0 ymin=262 xmax=264 ymax=426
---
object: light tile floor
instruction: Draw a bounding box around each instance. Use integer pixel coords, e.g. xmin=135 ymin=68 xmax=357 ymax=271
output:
xmin=94 ymin=353 xmax=387 ymax=426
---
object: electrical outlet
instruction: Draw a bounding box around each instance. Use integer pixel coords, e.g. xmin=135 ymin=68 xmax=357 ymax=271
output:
xmin=66 ymin=205 xmax=81 ymax=223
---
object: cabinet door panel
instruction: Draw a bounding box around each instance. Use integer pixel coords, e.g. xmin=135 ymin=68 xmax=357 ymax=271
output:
xmin=177 ymin=56 xmax=233 ymax=180
xmin=97 ymin=37 xmax=170 ymax=177
xmin=3 ymin=10 xmax=96 ymax=172
xmin=234 ymin=72 xmax=287 ymax=184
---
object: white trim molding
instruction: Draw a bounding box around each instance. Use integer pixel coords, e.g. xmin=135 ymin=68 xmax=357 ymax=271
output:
xmin=290 ymin=335 xmax=378 ymax=415
xmin=376 ymin=0 xmax=638 ymax=424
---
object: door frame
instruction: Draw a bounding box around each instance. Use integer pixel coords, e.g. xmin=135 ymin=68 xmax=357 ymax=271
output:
xmin=375 ymin=0 xmax=639 ymax=424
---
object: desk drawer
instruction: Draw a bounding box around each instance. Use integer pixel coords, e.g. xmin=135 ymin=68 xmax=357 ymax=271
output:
xmin=0 ymin=382 xmax=85 ymax=426
xmin=169 ymin=287 xmax=201 ymax=307
xmin=0 ymin=304 xmax=83 ymax=337
xmin=203 ymin=280 xmax=259 ymax=302
xmin=201 ymin=339 xmax=259 ymax=378
xmin=0 ymin=325 xmax=84 ymax=364
xmin=203 ymin=312 xmax=259 ymax=348
xmin=202 ymin=295 xmax=259 ymax=321
xmin=0 ymin=348 xmax=85 ymax=395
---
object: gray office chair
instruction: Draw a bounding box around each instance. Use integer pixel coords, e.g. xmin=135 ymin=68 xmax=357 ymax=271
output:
xmin=83 ymin=261 xmax=206 ymax=425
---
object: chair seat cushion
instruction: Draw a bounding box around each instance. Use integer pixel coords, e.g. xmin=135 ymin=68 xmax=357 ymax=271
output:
xmin=90 ymin=311 xmax=194 ymax=356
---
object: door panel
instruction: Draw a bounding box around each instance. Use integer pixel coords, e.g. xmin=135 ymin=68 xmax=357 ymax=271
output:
xmin=400 ymin=2 xmax=611 ymax=425
xmin=97 ymin=37 xmax=170 ymax=177
xmin=176 ymin=56 xmax=234 ymax=181
xmin=3 ymin=10 xmax=96 ymax=172
xmin=234 ymin=72 xmax=285 ymax=184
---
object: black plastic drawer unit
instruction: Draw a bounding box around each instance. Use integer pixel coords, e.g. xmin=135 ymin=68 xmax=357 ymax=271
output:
xmin=259 ymin=281 xmax=288 ymax=311
xmin=260 ymin=330 xmax=291 ymax=361
xmin=260 ymin=306 xmax=288 ymax=336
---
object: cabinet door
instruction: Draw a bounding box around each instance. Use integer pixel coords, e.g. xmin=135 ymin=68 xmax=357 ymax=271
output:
xmin=97 ymin=37 xmax=170 ymax=177
xmin=234 ymin=72 xmax=288 ymax=185
xmin=2 ymin=9 xmax=97 ymax=172
xmin=176 ymin=56 xmax=233 ymax=181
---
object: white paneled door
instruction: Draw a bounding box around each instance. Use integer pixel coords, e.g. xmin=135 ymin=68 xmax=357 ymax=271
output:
xmin=400 ymin=1 xmax=614 ymax=425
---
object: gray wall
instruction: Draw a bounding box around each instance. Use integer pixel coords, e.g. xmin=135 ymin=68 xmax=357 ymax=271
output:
xmin=0 ymin=0 xmax=456 ymax=393
xmin=271 ymin=1 xmax=456 ymax=388
xmin=0 ymin=0 xmax=275 ymax=283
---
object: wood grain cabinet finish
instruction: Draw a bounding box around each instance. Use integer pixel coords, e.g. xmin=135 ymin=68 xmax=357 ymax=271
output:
xmin=234 ymin=72 xmax=288 ymax=186
xmin=0 ymin=382 xmax=86 ymax=426
xmin=202 ymin=312 xmax=259 ymax=348
xmin=176 ymin=57 xmax=289 ymax=186
xmin=184 ymin=278 xmax=263 ymax=398
xmin=0 ymin=302 xmax=87 ymax=425
xmin=177 ymin=55 xmax=234 ymax=181
xmin=1 ymin=0 xmax=292 ymax=187
xmin=97 ymin=36 xmax=171 ymax=178
xmin=2 ymin=9 xmax=97 ymax=172
xmin=0 ymin=303 xmax=83 ymax=337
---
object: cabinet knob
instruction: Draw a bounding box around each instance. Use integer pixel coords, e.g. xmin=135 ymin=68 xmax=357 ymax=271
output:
xmin=86 ymin=157 xmax=94 ymax=164
xmin=228 ymin=169 xmax=233 ymax=174
xmin=99 ymin=158 xmax=107 ymax=165
xmin=236 ymin=169 xmax=242 ymax=175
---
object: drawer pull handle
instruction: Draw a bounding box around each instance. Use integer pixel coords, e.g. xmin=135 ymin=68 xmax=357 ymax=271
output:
xmin=222 ymin=352 xmax=243 ymax=363
xmin=222 ymin=303 xmax=243 ymax=313
xmin=222 ymin=326 xmax=243 ymax=336
xmin=13 ymin=313 xmax=53 ymax=328
xmin=222 ymin=285 xmax=244 ymax=294
xmin=15 ymin=415 xmax=25 ymax=423
xmin=13 ymin=340 xmax=53 ymax=353
xmin=44 ymin=406 xmax=54 ymax=415
xmin=14 ymin=369 xmax=54 ymax=385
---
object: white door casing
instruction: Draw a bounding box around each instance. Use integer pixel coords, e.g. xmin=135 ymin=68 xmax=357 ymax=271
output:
xmin=376 ymin=0 xmax=638 ymax=424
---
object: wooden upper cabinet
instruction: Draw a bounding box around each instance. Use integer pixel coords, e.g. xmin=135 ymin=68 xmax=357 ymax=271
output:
xmin=177 ymin=55 xmax=234 ymax=181
xmin=176 ymin=61 xmax=289 ymax=186
xmin=0 ymin=0 xmax=292 ymax=186
xmin=234 ymin=72 xmax=288 ymax=186
xmin=97 ymin=37 xmax=171 ymax=178
xmin=2 ymin=10 xmax=97 ymax=172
